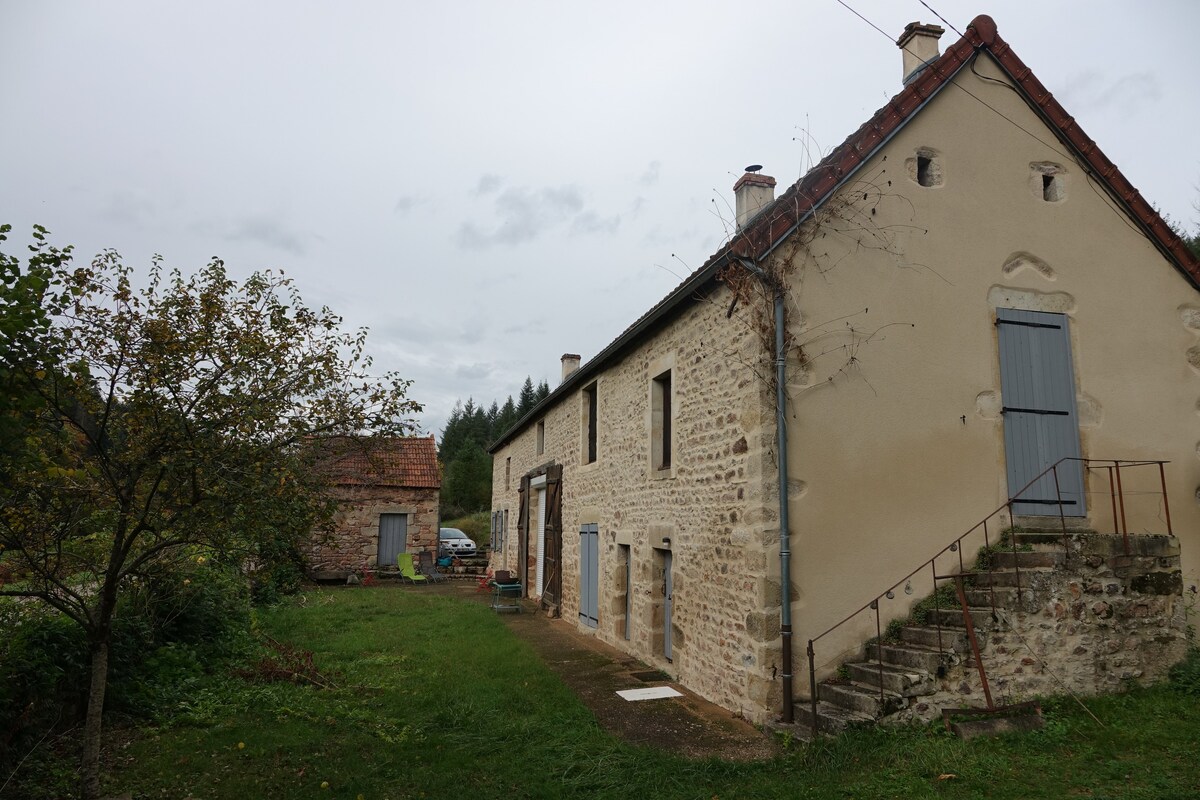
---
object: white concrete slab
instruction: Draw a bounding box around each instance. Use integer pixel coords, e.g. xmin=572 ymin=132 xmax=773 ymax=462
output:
xmin=616 ymin=686 xmax=683 ymax=701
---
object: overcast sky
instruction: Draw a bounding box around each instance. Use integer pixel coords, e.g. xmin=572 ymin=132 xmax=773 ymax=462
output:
xmin=3 ymin=1 xmax=1198 ymax=439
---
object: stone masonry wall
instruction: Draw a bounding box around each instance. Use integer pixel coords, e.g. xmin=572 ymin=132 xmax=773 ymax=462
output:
xmin=895 ymin=534 xmax=1189 ymax=723
xmin=490 ymin=281 xmax=786 ymax=722
xmin=308 ymin=485 xmax=440 ymax=576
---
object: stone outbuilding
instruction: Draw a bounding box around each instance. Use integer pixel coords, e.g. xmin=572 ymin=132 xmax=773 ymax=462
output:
xmin=309 ymin=435 xmax=441 ymax=578
xmin=488 ymin=15 xmax=1197 ymax=725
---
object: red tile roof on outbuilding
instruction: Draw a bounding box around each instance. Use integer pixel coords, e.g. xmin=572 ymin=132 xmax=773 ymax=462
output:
xmin=315 ymin=435 xmax=441 ymax=489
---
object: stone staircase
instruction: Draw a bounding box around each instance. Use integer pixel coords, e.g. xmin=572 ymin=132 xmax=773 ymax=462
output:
xmin=794 ymin=529 xmax=1186 ymax=734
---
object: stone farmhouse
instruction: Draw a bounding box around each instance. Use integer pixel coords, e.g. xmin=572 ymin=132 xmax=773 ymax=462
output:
xmin=308 ymin=435 xmax=441 ymax=579
xmin=487 ymin=15 xmax=1197 ymax=727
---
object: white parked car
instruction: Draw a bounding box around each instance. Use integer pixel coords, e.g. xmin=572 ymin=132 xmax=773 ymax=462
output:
xmin=439 ymin=527 xmax=477 ymax=558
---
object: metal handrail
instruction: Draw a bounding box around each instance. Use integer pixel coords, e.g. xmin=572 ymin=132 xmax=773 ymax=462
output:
xmin=802 ymin=456 xmax=1171 ymax=735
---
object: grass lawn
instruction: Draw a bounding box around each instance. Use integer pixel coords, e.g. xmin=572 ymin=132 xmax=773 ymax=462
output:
xmin=86 ymin=586 xmax=1199 ymax=800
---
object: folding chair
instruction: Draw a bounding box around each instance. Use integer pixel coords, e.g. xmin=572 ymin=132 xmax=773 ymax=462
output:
xmin=396 ymin=553 xmax=427 ymax=584
xmin=417 ymin=550 xmax=447 ymax=583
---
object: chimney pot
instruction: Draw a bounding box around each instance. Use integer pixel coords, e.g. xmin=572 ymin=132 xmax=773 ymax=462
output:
xmin=561 ymin=353 xmax=581 ymax=383
xmin=733 ymin=171 xmax=776 ymax=230
xmin=897 ymin=21 xmax=945 ymax=84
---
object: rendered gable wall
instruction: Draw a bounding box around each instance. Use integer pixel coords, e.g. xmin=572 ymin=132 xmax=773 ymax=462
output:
xmin=775 ymin=51 xmax=1198 ymax=683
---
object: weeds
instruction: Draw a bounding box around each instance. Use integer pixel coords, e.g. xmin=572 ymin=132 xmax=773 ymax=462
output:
xmin=1168 ymin=647 xmax=1200 ymax=695
xmin=233 ymin=637 xmax=338 ymax=689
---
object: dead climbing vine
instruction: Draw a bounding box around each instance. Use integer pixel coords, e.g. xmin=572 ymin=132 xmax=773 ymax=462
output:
xmin=700 ymin=156 xmax=925 ymax=403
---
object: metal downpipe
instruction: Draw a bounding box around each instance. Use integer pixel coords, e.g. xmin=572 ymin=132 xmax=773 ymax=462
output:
xmin=774 ymin=288 xmax=794 ymax=724
xmin=737 ymin=257 xmax=794 ymax=723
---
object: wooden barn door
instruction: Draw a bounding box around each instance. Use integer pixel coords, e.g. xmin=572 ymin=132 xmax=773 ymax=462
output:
xmin=539 ymin=465 xmax=563 ymax=616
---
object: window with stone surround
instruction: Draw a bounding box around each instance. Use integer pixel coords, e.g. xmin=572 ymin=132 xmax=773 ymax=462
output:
xmin=536 ymin=420 xmax=545 ymax=455
xmin=651 ymin=369 xmax=672 ymax=471
xmin=582 ymin=382 xmax=598 ymax=464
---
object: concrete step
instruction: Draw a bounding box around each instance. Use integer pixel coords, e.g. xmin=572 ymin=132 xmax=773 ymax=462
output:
xmin=1011 ymin=515 xmax=1093 ymax=532
xmin=899 ymin=625 xmax=969 ymax=651
xmin=1011 ymin=530 xmax=1081 ymax=546
xmin=969 ymin=568 xmax=1055 ymax=588
xmin=793 ymin=698 xmax=875 ymax=735
xmin=987 ymin=550 xmax=1064 ymax=569
xmin=927 ymin=606 xmax=1001 ymax=629
xmin=963 ymin=586 xmax=1020 ymax=607
xmin=866 ymin=642 xmax=951 ymax=674
xmin=818 ymin=681 xmax=907 ymax=717
xmin=844 ymin=661 xmax=937 ymax=697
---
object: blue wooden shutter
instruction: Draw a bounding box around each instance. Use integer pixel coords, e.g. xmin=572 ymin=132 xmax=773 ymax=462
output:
xmin=579 ymin=524 xmax=598 ymax=628
xmin=996 ymin=308 xmax=1086 ymax=516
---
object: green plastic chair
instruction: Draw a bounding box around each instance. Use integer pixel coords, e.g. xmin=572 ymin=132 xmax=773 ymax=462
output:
xmin=397 ymin=553 xmax=427 ymax=583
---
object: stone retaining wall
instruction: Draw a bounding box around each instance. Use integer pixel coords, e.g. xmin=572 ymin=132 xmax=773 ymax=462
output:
xmin=895 ymin=534 xmax=1189 ymax=723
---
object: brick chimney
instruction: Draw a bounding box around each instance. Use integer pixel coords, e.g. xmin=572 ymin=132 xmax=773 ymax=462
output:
xmin=561 ymin=353 xmax=581 ymax=383
xmin=897 ymin=21 xmax=944 ymax=84
xmin=733 ymin=169 xmax=776 ymax=230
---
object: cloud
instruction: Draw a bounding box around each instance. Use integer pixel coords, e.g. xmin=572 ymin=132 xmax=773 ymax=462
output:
xmin=474 ymin=174 xmax=503 ymax=195
xmin=458 ymin=184 xmax=617 ymax=248
xmin=393 ymin=196 xmax=416 ymax=214
xmin=571 ymin=210 xmax=620 ymax=235
xmin=454 ymin=362 xmax=495 ymax=381
xmin=629 ymin=196 xmax=646 ymax=221
xmin=502 ymin=320 xmax=546 ymax=336
xmin=1060 ymin=71 xmax=1162 ymax=113
xmin=98 ymin=191 xmax=155 ymax=228
xmin=639 ymin=160 xmax=661 ymax=186
xmin=225 ymin=216 xmax=306 ymax=255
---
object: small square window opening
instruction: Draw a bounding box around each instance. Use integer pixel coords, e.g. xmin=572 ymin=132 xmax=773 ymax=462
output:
xmin=651 ymin=370 xmax=672 ymax=470
xmin=583 ymin=383 xmax=598 ymax=464
xmin=917 ymin=155 xmax=933 ymax=187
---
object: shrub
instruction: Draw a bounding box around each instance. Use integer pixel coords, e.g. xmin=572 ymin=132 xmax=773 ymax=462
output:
xmin=1169 ymin=647 xmax=1200 ymax=695
xmin=0 ymin=558 xmax=253 ymax=777
xmin=0 ymin=605 xmax=89 ymax=765
xmin=249 ymin=532 xmax=307 ymax=605
xmin=122 ymin=556 xmax=251 ymax=646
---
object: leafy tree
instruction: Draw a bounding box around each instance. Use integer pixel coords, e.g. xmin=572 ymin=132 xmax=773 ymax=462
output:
xmin=0 ymin=228 xmax=420 ymax=798
xmin=0 ymin=225 xmax=65 ymax=473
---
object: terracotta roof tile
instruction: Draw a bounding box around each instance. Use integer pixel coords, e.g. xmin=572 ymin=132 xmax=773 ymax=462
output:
xmin=314 ymin=435 xmax=440 ymax=489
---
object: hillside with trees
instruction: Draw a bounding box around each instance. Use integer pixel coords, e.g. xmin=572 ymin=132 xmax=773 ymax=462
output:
xmin=439 ymin=377 xmax=549 ymax=518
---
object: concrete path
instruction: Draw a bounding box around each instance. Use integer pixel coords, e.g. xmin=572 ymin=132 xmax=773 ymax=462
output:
xmin=440 ymin=580 xmax=778 ymax=761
